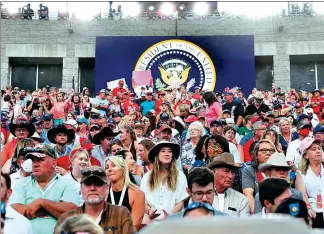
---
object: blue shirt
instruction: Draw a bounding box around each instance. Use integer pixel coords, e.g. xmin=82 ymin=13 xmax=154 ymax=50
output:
xmin=9 ymin=174 xmax=80 ymax=234
xmin=140 ymin=101 xmax=155 ymax=116
xmin=92 ymin=98 xmax=109 ymax=116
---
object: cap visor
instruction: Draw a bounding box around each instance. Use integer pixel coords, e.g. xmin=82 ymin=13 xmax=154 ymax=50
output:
xmin=81 ymin=175 xmax=107 ymax=184
xmin=25 ymin=152 xmax=46 ymax=159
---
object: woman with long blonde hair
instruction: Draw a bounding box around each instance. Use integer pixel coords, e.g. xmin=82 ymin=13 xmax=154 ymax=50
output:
xmin=140 ymin=141 xmax=188 ymax=222
xmin=105 ymin=156 xmax=145 ymax=230
xmin=295 ymin=137 xmax=324 ymax=228
xmin=278 ymin=118 xmax=292 ymax=154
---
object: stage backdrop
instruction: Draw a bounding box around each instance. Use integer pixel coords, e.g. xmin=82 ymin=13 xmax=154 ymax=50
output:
xmin=95 ymin=36 xmax=255 ymax=93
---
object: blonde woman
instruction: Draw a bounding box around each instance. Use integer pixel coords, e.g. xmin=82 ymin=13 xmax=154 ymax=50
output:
xmin=55 ymin=214 xmax=103 ymax=234
xmin=295 ymin=137 xmax=324 ymax=228
xmin=140 ymin=141 xmax=188 ymax=222
xmin=119 ymin=125 xmax=138 ymax=161
xmin=105 ymin=156 xmax=145 ymax=230
xmin=278 ymin=117 xmax=292 ymax=154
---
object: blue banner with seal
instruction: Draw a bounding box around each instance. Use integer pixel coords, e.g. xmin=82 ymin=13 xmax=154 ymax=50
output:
xmin=95 ymin=36 xmax=255 ymax=94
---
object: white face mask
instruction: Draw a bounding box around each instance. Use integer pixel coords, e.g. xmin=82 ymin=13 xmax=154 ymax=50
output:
xmin=21 ymin=159 xmax=32 ymax=173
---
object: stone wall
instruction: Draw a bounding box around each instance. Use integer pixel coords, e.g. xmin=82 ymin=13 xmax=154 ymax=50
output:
xmin=1 ymin=15 xmax=324 ymax=91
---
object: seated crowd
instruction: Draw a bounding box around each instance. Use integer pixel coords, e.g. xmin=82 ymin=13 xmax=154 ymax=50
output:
xmin=1 ymin=83 xmax=324 ymax=233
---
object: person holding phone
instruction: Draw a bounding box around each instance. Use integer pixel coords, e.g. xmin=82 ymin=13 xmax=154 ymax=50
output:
xmin=140 ymin=141 xmax=188 ymax=222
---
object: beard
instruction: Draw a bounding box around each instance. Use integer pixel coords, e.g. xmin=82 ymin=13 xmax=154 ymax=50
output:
xmin=84 ymin=195 xmax=105 ymax=205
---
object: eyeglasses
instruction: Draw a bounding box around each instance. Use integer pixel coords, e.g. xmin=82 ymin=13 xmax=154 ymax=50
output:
xmin=189 ymin=128 xmax=201 ymax=133
xmin=183 ymin=202 xmax=215 ymax=216
xmin=83 ymin=178 xmax=106 ymax=187
xmin=112 ymin=148 xmax=121 ymax=153
xmin=191 ymin=189 xmax=215 ymax=200
xmin=259 ymin=148 xmax=275 ymax=154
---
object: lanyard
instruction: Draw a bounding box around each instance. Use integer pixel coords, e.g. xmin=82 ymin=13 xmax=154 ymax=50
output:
xmin=110 ymin=186 xmax=127 ymax=206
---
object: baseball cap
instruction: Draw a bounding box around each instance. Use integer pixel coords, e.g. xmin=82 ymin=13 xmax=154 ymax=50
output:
xmin=25 ymin=144 xmax=56 ymax=159
xmin=295 ymin=102 xmax=303 ymax=108
xmin=222 ymin=109 xmax=231 ymax=114
xmin=299 ymin=137 xmax=321 ymax=155
xmin=296 ymin=120 xmax=312 ymax=131
xmin=42 ymin=113 xmax=53 ymax=120
xmin=81 ymin=166 xmax=107 ymax=184
xmin=225 ymin=118 xmax=235 ymax=125
xmin=251 ymin=115 xmax=264 ymax=125
xmin=184 ymin=115 xmax=198 ymax=123
xmin=265 ymin=111 xmax=274 ymax=117
xmin=297 ymin=114 xmax=312 ymax=122
xmin=30 ymin=116 xmax=43 ymax=125
xmin=99 ymin=89 xmax=106 ymax=93
xmin=64 ymin=119 xmax=78 ymax=127
xmin=210 ymin=120 xmax=222 ymax=127
xmin=107 ymin=118 xmax=116 ymax=126
xmin=77 ymin=116 xmax=89 ymax=125
xmin=313 ymin=125 xmax=324 ymax=134
xmin=159 ymin=124 xmax=172 ymax=133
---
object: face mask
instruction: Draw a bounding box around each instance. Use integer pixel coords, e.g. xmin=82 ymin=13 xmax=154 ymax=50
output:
xmin=299 ymin=128 xmax=310 ymax=137
xmin=22 ymin=159 xmax=32 ymax=173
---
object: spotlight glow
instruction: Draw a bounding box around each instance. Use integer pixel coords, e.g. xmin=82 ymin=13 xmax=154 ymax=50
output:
xmin=194 ymin=2 xmax=209 ymax=16
xmin=160 ymin=2 xmax=174 ymax=16
xmin=123 ymin=2 xmax=141 ymax=17
xmin=148 ymin=5 xmax=155 ymax=11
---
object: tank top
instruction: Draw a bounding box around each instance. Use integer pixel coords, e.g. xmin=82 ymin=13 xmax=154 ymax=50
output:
xmin=107 ymin=187 xmax=132 ymax=213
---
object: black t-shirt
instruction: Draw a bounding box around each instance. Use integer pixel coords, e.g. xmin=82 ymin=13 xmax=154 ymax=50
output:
xmin=222 ymin=100 xmax=245 ymax=124
xmin=244 ymin=103 xmax=270 ymax=116
xmin=26 ymin=100 xmax=40 ymax=114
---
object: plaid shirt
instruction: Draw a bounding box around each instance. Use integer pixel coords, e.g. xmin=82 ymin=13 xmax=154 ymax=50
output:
xmin=54 ymin=202 xmax=136 ymax=234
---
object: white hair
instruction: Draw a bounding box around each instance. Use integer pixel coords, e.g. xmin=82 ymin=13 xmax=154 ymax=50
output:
xmin=188 ymin=121 xmax=205 ymax=137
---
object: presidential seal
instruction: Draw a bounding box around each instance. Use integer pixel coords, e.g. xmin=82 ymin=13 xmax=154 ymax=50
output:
xmin=134 ymin=39 xmax=216 ymax=91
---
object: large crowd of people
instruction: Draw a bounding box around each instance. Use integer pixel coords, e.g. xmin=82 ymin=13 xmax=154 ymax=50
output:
xmin=1 ymin=82 xmax=324 ymax=234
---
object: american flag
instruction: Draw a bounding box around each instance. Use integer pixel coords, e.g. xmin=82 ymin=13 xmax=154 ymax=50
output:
xmin=72 ymin=76 xmax=75 ymax=91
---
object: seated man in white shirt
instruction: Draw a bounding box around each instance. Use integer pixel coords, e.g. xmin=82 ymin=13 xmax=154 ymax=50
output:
xmin=207 ymin=153 xmax=250 ymax=216
xmin=1 ymin=172 xmax=33 ymax=234
xmin=258 ymin=178 xmax=292 ymax=218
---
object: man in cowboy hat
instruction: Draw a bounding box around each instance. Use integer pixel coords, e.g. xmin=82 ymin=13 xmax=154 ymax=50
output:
xmin=54 ymin=166 xmax=136 ymax=234
xmin=208 ymin=153 xmax=249 ymax=216
xmin=245 ymin=91 xmax=270 ymax=116
xmin=9 ymin=144 xmax=80 ymax=234
xmin=254 ymin=152 xmax=303 ymax=214
xmin=1 ymin=116 xmax=35 ymax=166
xmin=91 ymin=127 xmax=119 ymax=167
xmin=47 ymin=125 xmax=75 ymax=159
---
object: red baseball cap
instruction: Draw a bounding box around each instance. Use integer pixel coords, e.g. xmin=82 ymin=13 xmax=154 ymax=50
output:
xmin=80 ymin=138 xmax=94 ymax=151
xmin=251 ymin=115 xmax=264 ymax=125
xmin=184 ymin=115 xmax=198 ymax=123
xmin=159 ymin=124 xmax=172 ymax=133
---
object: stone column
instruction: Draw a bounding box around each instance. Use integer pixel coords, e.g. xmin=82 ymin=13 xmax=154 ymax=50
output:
xmin=62 ymin=44 xmax=78 ymax=91
xmin=1 ymin=44 xmax=9 ymax=89
xmin=273 ymin=42 xmax=290 ymax=92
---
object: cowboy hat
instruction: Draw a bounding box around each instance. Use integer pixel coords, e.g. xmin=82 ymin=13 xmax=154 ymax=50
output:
xmin=312 ymin=89 xmax=323 ymax=95
xmin=92 ymin=127 xmax=118 ymax=145
xmin=258 ymin=152 xmax=294 ymax=172
xmin=253 ymin=91 xmax=264 ymax=99
xmin=207 ymin=152 xmax=240 ymax=170
xmin=47 ymin=125 xmax=75 ymax=144
xmin=147 ymin=141 xmax=180 ymax=164
xmin=172 ymin=116 xmax=185 ymax=129
xmin=9 ymin=117 xmax=35 ymax=138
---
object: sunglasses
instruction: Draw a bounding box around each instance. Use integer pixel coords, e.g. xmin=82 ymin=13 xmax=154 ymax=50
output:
xmin=183 ymin=202 xmax=215 ymax=216
xmin=90 ymin=114 xmax=100 ymax=119
xmin=83 ymin=178 xmax=106 ymax=187
xmin=81 ymin=168 xmax=106 ymax=177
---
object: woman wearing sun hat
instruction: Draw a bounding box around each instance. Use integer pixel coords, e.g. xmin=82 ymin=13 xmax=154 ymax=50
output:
xmin=140 ymin=141 xmax=188 ymax=223
xmin=295 ymin=136 xmax=324 ymax=228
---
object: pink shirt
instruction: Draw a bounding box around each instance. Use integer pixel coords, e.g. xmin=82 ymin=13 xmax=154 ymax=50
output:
xmin=51 ymin=101 xmax=66 ymax=119
xmin=205 ymin=102 xmax=222 ymax=127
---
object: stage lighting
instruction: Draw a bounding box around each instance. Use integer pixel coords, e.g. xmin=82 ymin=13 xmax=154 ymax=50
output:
xmin=122 ymin=2 xmax=141 ymax=17
xmin=160 ymin=2 xmax=174 ymax=16
xmin=148 ymin=5 xmax=155 ymax=11
xmin=21 ymin=4 xmax=34 ymax=20
xmin=194 ymin=2 xmax=209 ymax=16
xmin=179 ymin=4 xmax=185 ymax=11
xmin=38 ymin=4 xmax=49 ymax=20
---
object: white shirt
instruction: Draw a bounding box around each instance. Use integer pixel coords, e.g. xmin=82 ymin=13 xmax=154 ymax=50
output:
xmin=286 ymin=139 xmax=301 ymax=166
xmin=300 ymin=164 xmax=324 ymax=213
xmin=5 ymin=205 xmax=34 ymax=234
xmin=140 ymin=170 xmax=188 ymax=216
xmin=228 ymin=142 xmax=242 ymax=164
xmin=10 ymin=169 xmax=23 ymax=190
xmin=63 ymin=172 xmax=84 ymax=206
xmin=218 ymin=193 xmax=225 ymax=212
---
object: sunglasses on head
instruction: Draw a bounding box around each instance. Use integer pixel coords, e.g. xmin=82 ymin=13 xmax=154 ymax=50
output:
xmin=183 ymin=202 xmax=215 ymax=216
xmin=81 ymin=168 xmax=106 ymax=177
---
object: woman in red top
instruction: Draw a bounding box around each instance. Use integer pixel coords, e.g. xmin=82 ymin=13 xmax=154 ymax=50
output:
xmin=311 ymin=89 xmax=323 ymax=121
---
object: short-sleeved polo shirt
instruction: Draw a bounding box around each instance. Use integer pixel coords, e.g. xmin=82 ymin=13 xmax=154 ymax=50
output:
xmin=9 ymin=174 xmax=80 ymax=234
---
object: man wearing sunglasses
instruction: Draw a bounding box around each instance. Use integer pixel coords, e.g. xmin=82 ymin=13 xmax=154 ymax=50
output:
xmin=9 ymin=144 xmax=80 ymax=234
xmin=55 ymin=166 xmax=136 ymax=234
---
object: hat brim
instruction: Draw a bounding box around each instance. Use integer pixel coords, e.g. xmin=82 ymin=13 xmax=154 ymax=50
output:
xmin=258 ymin=163 xmax=294 ymax=173
xmin=207 ymin=161 xmax=240 ymax=170
xmin=81 ymin=175 xmax=107 ymax=184
xmin=9 ymin=123 xmax=35 ymax=138
xmin=47 ymin=127 xmax=75 ymax=144
xmin=25 ymin=152 xmax=47 ymax=159
xmin=92 ymin=127 xmax=118 ymax=145
xmin=148 ymin=142 xmax=180 ymax=164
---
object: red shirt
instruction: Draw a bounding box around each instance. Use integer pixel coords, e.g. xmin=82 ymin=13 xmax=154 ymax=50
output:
xmin=1 ymin=138 xmax=18 ymax=166
xmin=243 ymin=138 xmax=255 ymax=162
xmin=122 ymin=101 xmax=139 ymax=115
xmin=155 ymin=99 xmax=164 ymax=116
xmin=57 ymin=155 xmax=101 ymax=171
xmin=112 ymin=87 xmax=127 ymax=97
xmin=192 ymin=93 xmax=200 ymax=100
xmin=311 ymin=97 xmax=321 ymax=114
